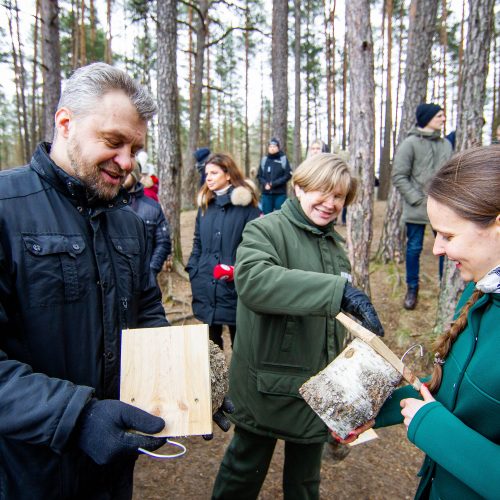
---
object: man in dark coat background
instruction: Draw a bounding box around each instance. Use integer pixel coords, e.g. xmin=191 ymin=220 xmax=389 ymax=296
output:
xmin=0 ymin=63 xmax=172 ymax=499
xmin=124 ymin=164 xmax=172 ymax=278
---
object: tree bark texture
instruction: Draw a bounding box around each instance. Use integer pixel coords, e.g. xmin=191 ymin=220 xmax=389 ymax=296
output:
xmin=293 ymin=0 xmax=301 ymax=168
xmin=157 ymin=0 xmax=183 ymax=264
xmin=455 ymin=0 xmax=495 ymax=151
xmin=345 ymin=0 xmax=376 ymax=295
xmin=271 ymin=0 xmax=288 ymax=149
xmin=436 ymin=0 xmax=495 ymax=334
xmin=300 ymin=339 xmax=402 ymax=439
xmin=41 ymin=0 xmax=61 ymax=143
xmin=377 ymin=0 xmax=439 ymax=264
xmin=182 ymin=0 xmax=209 ymax=209
xmin=378 ymin=0 xmax=393 ymax=202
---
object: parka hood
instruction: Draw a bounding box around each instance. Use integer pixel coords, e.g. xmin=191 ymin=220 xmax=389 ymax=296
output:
xmin=197 ymin=182 xmax=256 ymax=208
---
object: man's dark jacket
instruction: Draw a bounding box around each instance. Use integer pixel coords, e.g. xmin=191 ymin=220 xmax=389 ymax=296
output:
xmin=128 ymin=182 xmax=171 ymax=275
xmin=256 ymin=151 xmax=292 ymax=195
xmin=0 ymin=144 xmax=168 ymax=499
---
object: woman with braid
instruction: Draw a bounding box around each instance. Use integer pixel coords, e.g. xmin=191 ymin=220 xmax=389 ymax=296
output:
xmin=334 ymin=146 xmax=500 ymax=499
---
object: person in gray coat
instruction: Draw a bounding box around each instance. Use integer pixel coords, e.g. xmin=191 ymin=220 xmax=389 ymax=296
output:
xmin=392 ymin=103 xmax=452 ymax=310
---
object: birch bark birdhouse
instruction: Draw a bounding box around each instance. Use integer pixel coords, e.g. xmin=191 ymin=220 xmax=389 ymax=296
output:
xmin=299 ymin=313 xmax=421 ymax=439
xmin=300 ymin=338 xmax=402 ymax=439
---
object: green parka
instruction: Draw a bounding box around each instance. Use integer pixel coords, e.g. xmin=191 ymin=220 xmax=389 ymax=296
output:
xmin=376 ymin=283 xmax=500 ymax=499
xmin=392 ymin=127 xmax=452 ymax=225
xmin=228 ymin=198 xmax=351 ymax=444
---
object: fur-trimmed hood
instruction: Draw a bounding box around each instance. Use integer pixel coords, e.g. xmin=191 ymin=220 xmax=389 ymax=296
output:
xmin=197 ymin=181 xmax=256 ymax=208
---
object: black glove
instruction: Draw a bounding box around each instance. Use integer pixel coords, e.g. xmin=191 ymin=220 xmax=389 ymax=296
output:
xmin=202 ymin=396 xmax=235 ymax=441
xmin=76 ymin=399 xmax=167 ymax=465
xmin=341 ymin=283 xmax=385 ymax=337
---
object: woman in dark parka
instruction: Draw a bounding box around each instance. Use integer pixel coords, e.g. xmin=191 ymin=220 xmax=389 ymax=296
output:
xmin=338 ymin=146 xmax=500 ymax=500
xmin=186 ymin=153 xmax=260 ymax=349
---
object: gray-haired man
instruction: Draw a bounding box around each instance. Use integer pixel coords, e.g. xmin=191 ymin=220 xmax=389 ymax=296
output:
xmin=0 ymin=63 xmax=230 ymax=499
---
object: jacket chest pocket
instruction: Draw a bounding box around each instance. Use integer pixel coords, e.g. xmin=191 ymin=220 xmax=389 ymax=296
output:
xmin=144 ymin=220 xmax=156 ymax=243
xmin=22 ymin=233 xmax=87 ymax=306
xmin=110 ymin=237 xmax=141 ymax=294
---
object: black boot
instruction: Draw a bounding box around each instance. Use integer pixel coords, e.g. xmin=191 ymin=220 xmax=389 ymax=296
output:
xmin=404 ymin=286 xmax=418 ymax=310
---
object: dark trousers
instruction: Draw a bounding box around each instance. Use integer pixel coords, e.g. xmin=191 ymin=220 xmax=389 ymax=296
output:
xmin=261 ymin=193 xmax=287 ymax=215
xmin=212 ymin=426 xmax=324 ymax=500
xmin=406 ymin=223 xmax=443 ymax=289
xmin=209 ymin=324 xmax=236 ymax=350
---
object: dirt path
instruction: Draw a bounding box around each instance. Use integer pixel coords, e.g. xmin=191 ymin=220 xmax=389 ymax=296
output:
xmin=133 ymin=201 xmax=441 ymax=499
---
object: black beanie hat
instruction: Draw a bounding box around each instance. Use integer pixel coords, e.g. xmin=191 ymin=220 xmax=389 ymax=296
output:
xmin=194 ymin=147 xmax=211 ymax=163
xmin=268 ymin=137 xmax=280 ymax=148
xmin=416 ymin=103 xmax=442 ymax=128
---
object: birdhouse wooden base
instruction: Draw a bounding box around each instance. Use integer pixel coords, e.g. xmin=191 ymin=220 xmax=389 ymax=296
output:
xmin=120 ymin=324 xmax=213 ymax=437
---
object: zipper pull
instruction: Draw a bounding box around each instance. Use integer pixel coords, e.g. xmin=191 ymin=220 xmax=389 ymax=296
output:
xmin=121 ymin=297 xmax=129 ymax=330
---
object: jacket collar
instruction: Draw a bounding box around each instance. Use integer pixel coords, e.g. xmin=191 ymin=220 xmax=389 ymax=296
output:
xmin=408 ymin=127 xmax=443 ymax=140
xmin=30 ymin=142 xmax=130 ymax=211
xmin=281 ymin=198 xmax=345 ymax=243
xmin=214 ymin=186 xmax=233 ymax=207
xmin=128 ymin=182 xmax=145 ymax=199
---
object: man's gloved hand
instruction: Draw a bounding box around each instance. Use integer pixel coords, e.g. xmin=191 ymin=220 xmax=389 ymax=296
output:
xmin=213 ymin=264 xmax=235 ymax=282
xmin=76 ymin=399 xmax=167 ymax=465
xmin=341 ymin=283 xmax=385 ymax=337
xmin=202 ymin=396 xmax=235 ymax=441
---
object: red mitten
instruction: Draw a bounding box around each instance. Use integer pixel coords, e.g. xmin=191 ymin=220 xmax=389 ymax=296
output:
xmin=213 ymin=264 xmax=234 ymax=282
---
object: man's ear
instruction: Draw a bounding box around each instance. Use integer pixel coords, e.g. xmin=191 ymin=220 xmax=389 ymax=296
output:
xmin=54 ymin=107 xmax=72 ymax=138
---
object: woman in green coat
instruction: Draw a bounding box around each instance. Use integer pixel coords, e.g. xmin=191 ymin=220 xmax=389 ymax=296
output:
xmin=339 ymin=146 xmax=500 ymax=499
xmin=212 ymin=153 xmax=384 ymax=500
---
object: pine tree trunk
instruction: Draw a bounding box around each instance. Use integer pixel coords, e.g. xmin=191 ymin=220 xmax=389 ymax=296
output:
xmin=345 ymin=0 xmax=376 ymax=295
xmin=293 ymin=0 xmax=301 ymax=168
xmin=89 ymin=0 xmax=96 ymax=61
xmin=31 ymin=0 xmax=40 ymax=147
xmin=244 ymin=2 xmax=250 ymax=176
xmin=271 ymin=0 xmax=288 ymax=148
xmin=104 ymin=0 xmax=112 ymax=63
xmin=341 ymin=31 xmax=348 ymax=150
xmin=378 ymin=0 xmax=393 ymax=201
xmin=41 ymin=0 xmax=61 ymax=142
xmin=157 ymin=0 xmax=183 ymax=265
xmin=80 ymin=0 xmax=86 ymax=65
xmin=183 ymin=0 xmax=209 ymax=209
xmin=376 ymin=0 xmax=439 ymax=264
xmin=436 ymin=0 xmax=495 ymax=334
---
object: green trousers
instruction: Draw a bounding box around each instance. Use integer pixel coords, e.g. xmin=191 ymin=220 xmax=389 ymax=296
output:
xmin=212 ymin=426 xmax=324 ymax=500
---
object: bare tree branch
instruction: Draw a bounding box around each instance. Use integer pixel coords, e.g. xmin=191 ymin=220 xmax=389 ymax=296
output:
xmin=179 ymin=0 xmax=204 ymax=21
xmin=205 ymin=25 xmax=266 ymax=48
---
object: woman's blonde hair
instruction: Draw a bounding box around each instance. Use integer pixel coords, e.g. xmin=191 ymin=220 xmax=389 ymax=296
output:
xmin=428 ymin=145 xmax=500 ymax=393
xmin=198 ymin=153 xmax=258 ymax=212
xmin=292 ymin=153 xmax=357 ymax=205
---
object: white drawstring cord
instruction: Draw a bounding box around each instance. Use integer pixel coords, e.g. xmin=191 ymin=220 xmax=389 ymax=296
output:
xmin=139 ymin=439 xmax=187 ymax=459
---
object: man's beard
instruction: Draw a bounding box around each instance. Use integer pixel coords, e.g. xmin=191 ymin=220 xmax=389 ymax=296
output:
xmin=67 ymin=136 xmax=123 ymax=201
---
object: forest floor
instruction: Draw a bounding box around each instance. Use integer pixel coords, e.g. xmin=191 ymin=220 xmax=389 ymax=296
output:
xmin=133 ymin=200 xmax=442 ymax=499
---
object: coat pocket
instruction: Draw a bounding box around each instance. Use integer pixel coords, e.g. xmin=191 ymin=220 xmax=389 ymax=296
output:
xmin=22 ymin=233 xmax=87 ymax=306
xmin=110 ymin=237 xmax=141 ymax=294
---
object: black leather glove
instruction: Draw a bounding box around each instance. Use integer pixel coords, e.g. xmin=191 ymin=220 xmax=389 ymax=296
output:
xmin=76 ymin=399 xmax=167 ymax=465
xmin=341 ymin=283 xmax=385 ymax=337
xmin=202 ymin=396 xmax=235 ymax=441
